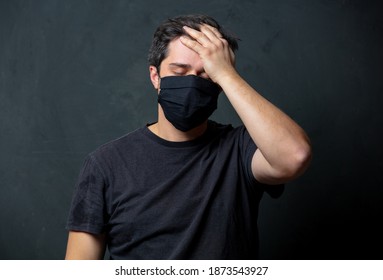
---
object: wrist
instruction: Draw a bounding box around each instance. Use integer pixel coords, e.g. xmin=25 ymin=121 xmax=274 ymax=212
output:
xmin=214 ymin=68 xmax=242 ymax=90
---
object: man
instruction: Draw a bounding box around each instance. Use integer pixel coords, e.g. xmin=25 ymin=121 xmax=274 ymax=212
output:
xmin=65 ymin=14 xmax=311 ymax=259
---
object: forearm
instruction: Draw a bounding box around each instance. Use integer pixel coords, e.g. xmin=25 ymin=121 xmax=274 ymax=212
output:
xmin=218 ymin=70 xmax=312 ymax=179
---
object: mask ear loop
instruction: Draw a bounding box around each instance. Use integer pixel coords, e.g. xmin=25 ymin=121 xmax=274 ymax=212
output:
xmin=156 ymin=67 xmax=162 ymax=92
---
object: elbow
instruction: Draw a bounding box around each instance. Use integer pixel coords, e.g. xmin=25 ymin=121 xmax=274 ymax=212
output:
xmin=289 ymin=141 xmax=312 ymax=180
xmin=278 ymin=141 xmax=312 ymax=182
xmin=294 ymin=142 xmax=312 ymax=174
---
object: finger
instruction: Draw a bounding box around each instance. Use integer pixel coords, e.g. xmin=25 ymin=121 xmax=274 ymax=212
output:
xmin=201 ymin=24 xmax=223 ymax=40
xmin=199 ymin=24 xmax=224 ymax=45
xmin=182 ymin=26 xmax=212 ymax=47
xmin=229 ymin=48 xmax=235 ymax=65
xmin=179 ymin=35 xmax=204 ymax=54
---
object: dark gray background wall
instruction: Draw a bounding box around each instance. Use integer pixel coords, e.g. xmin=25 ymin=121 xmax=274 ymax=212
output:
xmin=0 ymin=0 xmax=382 ymax=259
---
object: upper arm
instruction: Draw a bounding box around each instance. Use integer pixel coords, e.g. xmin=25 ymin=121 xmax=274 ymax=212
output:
xmin=251 ymin=148 xmax=291 ymax=185
xmin=65 ymin=231 xmax=106 ymax=260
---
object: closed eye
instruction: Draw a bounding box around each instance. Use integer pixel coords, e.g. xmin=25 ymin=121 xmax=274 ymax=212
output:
xmin=169 ymin=63 xmax=190 ymax=75
xmin=168 ymin=63 xmax=211 ymax=80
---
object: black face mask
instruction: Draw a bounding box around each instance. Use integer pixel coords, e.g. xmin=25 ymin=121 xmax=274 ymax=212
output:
xmin=158 ymin=75 xmax=221 ymax=132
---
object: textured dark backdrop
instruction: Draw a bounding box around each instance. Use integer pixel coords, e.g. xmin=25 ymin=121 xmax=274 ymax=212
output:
xmin=0 ymin=0 xmax=382 ymax=259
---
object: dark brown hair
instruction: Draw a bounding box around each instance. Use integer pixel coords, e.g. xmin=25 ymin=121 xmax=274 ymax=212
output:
xmin=148 ymin=14 xmax=239 ymax=70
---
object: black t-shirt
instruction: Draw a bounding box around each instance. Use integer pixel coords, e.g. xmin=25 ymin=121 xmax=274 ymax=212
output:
xmin=66 ymin=121 xmax=282 ymax=259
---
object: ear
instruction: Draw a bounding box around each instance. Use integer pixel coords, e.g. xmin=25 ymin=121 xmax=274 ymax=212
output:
xmin=149 ymin=65 xmax=160 ymax=90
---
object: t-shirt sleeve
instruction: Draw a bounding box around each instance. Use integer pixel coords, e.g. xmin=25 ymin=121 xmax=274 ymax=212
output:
xmin=66 ymin=154 xmax=107 ymax=234
xmin=238 ymin=125 xmax=284 ymax=198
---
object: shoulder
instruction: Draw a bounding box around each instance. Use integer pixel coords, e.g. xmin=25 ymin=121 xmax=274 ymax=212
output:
xmin=87 ymin=127 xmax=146 ymax=165
xmin=207 ymin=120 xmax=234 ymax=137
xmin=208 ymin=120 xmax=250 ymax=143
xmin=97 ymin=127 xmax=144 ymax=150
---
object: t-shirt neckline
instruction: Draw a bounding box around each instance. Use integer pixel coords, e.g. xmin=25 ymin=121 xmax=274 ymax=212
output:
xmin=141 ymin=121 xmax=215 ymax=148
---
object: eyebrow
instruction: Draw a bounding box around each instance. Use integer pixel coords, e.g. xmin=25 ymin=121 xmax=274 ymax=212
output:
xmin=168 ymin=63 xmax=191 ymax=69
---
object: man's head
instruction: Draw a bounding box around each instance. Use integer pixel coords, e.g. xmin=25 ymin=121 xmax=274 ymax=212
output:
xmin=148 ymin=14 xmax=239 ymax=72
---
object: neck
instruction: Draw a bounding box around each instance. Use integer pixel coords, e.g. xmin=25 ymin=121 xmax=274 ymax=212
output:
xmin=148 ymin=106 xmax=208 ymax=142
